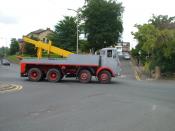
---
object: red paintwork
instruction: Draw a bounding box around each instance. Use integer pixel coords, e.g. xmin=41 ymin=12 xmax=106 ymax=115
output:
xmin=64 ymin=69 xmax=77 ymax=75
xmin=49 ymin=72 xmax=57 ymax=81
xmin=30 ymin=71 xmax=38 ymax=80
xmin=21 ymin=62 xmax=99 ymax=67
xmin=81 ymin=72 xmax=88 ymax=80
xmin=20 ymin=62 xmax=115 ymax=78
xmin=100 ymin=73 xmax=108 ymax=81
xmin=20 ymin=62 xmax=99 ymax=76
xmin=20 ymin=63 xmax=26 ymax=74
xmin=96 ymin=66 xmax=115 ymax=77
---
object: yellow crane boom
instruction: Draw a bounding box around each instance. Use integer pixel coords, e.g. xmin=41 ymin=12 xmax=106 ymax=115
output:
xmin=23 ymin=36 xmax=74 ymax=59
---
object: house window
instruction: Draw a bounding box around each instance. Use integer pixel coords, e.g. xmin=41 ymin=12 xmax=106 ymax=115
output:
xmin=43 ymin=38 xmax=46 ymax=42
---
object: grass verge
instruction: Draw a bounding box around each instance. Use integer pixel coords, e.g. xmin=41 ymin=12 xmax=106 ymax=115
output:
xmin=7 ymin=55 xmax=20 ymax=64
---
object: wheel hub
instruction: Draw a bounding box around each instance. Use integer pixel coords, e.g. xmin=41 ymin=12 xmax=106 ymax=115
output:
xmin=50 ymin=72 xmax=57 ymax=79
xmin=31 ymin=72 xmax=37 ymax=77
xmin=81 ymin=73 xmax=88 ymax=80
xmin=101 ymin=73 xmax=108 ymax=80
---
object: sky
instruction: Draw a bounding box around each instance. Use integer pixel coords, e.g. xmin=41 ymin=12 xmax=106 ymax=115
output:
xmin=0 ymin=0 xmax=174 ymax=48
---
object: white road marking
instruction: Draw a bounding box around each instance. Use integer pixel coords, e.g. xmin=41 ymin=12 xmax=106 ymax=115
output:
xmin=0 ymin=84 xmax=23 ymax=93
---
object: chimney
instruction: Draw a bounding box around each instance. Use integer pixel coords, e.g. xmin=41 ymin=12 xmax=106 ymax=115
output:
xmin=46 ymin=28 xmax=50 ymax=31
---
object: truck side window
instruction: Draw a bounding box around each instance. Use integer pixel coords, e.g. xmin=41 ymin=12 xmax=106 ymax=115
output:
xmin=107 ymin=50 xmax=112 ymax=57
xmin=100 ymin=50 xmax=105 ymax=56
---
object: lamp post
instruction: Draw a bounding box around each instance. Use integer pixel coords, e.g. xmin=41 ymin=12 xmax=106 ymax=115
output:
xmin=138 ymin=50 xmax=141 ymax=66
xmin=0 ymin=37 xmax=7 ymax=57
xmin=68 ymin=8 xmax=80 ymax=54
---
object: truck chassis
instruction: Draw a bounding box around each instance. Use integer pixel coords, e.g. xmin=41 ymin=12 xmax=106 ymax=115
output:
xmin=20 ymin=57 xmax=115 ymax=84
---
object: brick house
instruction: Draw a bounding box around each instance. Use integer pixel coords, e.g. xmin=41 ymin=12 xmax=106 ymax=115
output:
xmin=18 ymin=38 xmax=25 ymax=54
xmin=116 ymin=42 xmax=130 ymax=52
xmin=19 ymin=28 xmax=53 ymax=54
xmin=27 ymin=28 xmax=53 ymax=43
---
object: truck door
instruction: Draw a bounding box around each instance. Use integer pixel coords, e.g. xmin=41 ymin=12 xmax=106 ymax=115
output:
xmin=101 ymin=49 xmax=121 ymax=76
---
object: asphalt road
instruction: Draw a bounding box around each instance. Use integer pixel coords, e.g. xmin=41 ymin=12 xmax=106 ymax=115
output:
xmin=0 ymin=61 xmax=175 ymax=131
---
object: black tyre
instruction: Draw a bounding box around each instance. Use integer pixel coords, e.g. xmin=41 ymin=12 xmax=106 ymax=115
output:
xmin=28 ymin=68 xmax=42 ymax=81
xmin=78 ymin=69 xmax=92 ymax=83
xmin=98 ymin=70 xmax=111 ymax=84
xmin=47 ymin=68 xmax=62 ymax=82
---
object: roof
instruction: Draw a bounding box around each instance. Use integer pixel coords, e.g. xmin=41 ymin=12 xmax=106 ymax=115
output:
xmin=18 ymin=39 xmax=24 ymax=43
xmin=27 ymin=28 xmax=53 ymax=36
xmin=30 ymin=29 xmax=45 ymax=34
xmin=100 ymin=48 xmax=117 ymax=51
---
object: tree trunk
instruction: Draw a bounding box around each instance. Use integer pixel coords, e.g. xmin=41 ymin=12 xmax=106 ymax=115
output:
xmin=155 ymin=66 xmax=161 ymax=79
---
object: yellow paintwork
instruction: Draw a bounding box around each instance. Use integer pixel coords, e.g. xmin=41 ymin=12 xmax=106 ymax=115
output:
xmin=23 ymin=36 xmax=74 ymax=59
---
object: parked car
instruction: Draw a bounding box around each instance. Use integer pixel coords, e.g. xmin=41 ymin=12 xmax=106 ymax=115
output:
xmin=1 ymin=59 xmax=10 ymax=66
xmin=123 ymin=52 xmax=131 ymax=60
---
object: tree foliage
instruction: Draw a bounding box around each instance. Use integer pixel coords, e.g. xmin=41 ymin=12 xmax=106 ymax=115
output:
xmin=48 ymin=16 xmax=77 ymax=52
xmin=0 ymin=47 xmax=9 ymax=57
xmin=132 ymin=15 xmax=175 ymax=73
xmin=149 ymin=14 xmax=175 ymax=29
xmin=10 ymin=38 xmax=19 ymax=55
xmin=24 ymin=35 xmax=37 ymax=56
xmin=82 ymin=0 xmax=124 ymax=52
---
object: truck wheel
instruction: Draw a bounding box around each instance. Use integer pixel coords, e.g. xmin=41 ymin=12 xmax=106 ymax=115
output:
xmin=47 ymin=69 xmax=62 ymax=82
xmin=78 ymin=69 xmax=92 ymax=83
xmin=28 ymin=68 xmax=42 ymax=81
xmin=98 ymin=70 xmax=111 ymax=84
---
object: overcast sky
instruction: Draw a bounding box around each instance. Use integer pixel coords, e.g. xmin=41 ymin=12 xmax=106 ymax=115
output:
xmin=0 ymin=0 xmax=174 ymax=48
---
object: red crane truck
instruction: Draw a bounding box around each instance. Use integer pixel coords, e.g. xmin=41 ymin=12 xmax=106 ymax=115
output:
xmin=20 ymin=37 xmax=121 ymax=83
xmin=20 ymin=48 xmax=121 ymax=84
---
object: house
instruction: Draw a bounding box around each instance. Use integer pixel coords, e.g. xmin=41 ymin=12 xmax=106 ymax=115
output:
xmin=18 ymin=28 xmax=53 ymax=54
xmin=18 ymin=38 xmax=25 ymax=54
xmin=27 ymin=28 xmax=53 ymax=43
xmin=116 ymin=42 xmax=130 ymax=52
xmin=115 ymin=42 xmax=130 ymax=56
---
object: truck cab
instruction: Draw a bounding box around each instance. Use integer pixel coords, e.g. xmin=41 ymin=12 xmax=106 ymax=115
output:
xmin=100 ymin=48 xmax=121 ymax=76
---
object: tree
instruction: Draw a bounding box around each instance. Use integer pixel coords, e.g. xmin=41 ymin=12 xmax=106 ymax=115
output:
xmin=10 ymin=38 xmax=19 ymax=55
xmin=48 ymin=16 xmax=77 ymax=52
xmin=132 ymin=24 xmax=159 ymax=63
xmin=24 ymin=43 xmax=37 ymax=56
xmin=0 ymin=47 xmax=9 ymax=57
xmin=154 ymin=29 xmax=175 ymax=72
xmin=82 ymin=0 xmax=124 ymax=52
xmin=149 ymin=14 xmax=175 ymax=29
xmin=24 ymin=35 xmax=37 ymax=56
xmin=132 ymin=15 xmax=175 ymax=73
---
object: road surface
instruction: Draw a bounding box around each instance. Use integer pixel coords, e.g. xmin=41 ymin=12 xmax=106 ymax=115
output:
xmin=0 ymin=61 xmax=175 ymax=131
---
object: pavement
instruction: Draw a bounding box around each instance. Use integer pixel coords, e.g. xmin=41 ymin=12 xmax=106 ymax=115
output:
xmin=130 ymin=58 xmax=151 ymax=81
xmin=134 ymin=65 xmax=149 ymax=80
